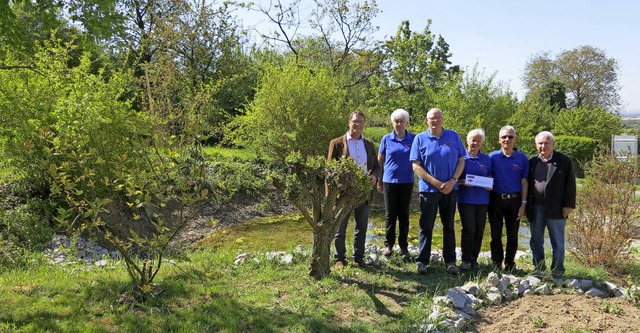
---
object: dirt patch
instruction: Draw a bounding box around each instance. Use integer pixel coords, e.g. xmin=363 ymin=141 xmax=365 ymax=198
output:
xmin=473 ymin=294 xmax=640 ymax=332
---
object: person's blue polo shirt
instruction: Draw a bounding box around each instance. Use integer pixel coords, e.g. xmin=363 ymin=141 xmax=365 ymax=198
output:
xmin=489 ymin=148 xmax=529 ymax=194
xmin=457 ymin=152 xmax=492 ymax=204
xmin=378 ymin=130 xmax=416 ymax=184
xmin=410 ymin=128 xmax=465 ymax=193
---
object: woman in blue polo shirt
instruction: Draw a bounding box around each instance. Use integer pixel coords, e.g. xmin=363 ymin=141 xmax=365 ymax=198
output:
xmin=377 ymin=109 xmax=415 ymax=261
xmin=457 ymin=129 xmax=492 ymax=270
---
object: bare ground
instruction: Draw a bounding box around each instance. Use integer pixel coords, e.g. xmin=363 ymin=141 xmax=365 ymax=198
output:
xmin=473 ymin=293 xmax=640 ymax=333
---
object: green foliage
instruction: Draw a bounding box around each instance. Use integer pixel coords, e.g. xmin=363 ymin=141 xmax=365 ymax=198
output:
xmin=568 ymin=154 xmax=640 ymax=268
xmin=507 ymin=99 xmax=554 ymax=155
xmin=0 ymin=43 xmax=144 ymax=196
xmin=0 ymin=199 xmax=55 ymax=249
xmin=229 ymin=60 xmax=350 ymax=160
xmin=363 ymin=126 xmax=389 ymax=147
xmin=207 ymin=155 xmax=268 ymax=199
xmin=367 ymin=20 xmax=459 ymax=118
xmin=601 ymin=302 xmax=623 ymax=315
xmin=0 ymin=40 xmax=214 ymax=295
xmin=523 ymin=45 xmax=621 ymax=111
xmin=429 ymin=66 xmax=517 ymax=152
xmin=553 ymin=105 xmax=622 ymax=148
xmin=531 ymin=316 xmax=547 ymax=328
xmin=554 ymin=135 xmax=596 ymax=176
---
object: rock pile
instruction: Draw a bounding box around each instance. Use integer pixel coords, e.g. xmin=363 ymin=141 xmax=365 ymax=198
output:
xmin=45 ymin=234 xmax=119 ymax=266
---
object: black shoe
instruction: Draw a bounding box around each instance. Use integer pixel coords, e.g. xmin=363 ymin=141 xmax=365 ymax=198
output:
xmin=504 ymin=263 xmax=516 ymax=273
xmin=491 ymin=262 xmax=502 ymax=271
xmin=351 ymin=258 xmax=366 ymax=268
xmin=400 ymin=248 xmax=411 ymax=262
xmin=383 ymin=247 xmax=393 ymax=257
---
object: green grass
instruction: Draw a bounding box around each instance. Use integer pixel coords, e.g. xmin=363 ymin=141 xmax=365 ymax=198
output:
xmin=202 ymin=145 xmax=256 ymax=160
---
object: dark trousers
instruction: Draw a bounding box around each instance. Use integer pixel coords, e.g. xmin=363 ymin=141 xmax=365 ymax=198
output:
xmin=488 ymin=193 xmax=520 ymax=267
xmin=457 ymin=203 xmax=488 ymax=263
xmin=334 ymin=203 xmax=369 ymax=261
xmin=382 ymin=182 xmax=413 ymax=250
xmin=416 ymin=191 xmax=457 ymax=265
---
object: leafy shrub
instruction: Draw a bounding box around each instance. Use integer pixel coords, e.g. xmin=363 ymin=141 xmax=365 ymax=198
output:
xmin=228 ymin=59 xmax=350 ymax=160
xmin=568 ymin=154 xmax=640 ymax=268
xmin=554 ymin=135 xmax=596 ymax=177
xmin=0 ymin=199 xmax=55 ymax=249
xmin=207 ymin=155 xmax=268 ymax=199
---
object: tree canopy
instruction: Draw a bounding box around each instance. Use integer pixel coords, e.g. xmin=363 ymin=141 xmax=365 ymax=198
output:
xmin=523 ymin=45 xmax=621 ymax=112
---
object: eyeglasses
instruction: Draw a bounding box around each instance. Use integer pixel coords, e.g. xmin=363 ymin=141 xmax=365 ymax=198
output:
xmin=500 ymin=135 xmax=514 ymax=140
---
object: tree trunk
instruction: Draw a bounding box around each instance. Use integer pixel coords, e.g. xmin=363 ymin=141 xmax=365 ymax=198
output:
xmin=308 ymin=223 xmax=334 ymax=279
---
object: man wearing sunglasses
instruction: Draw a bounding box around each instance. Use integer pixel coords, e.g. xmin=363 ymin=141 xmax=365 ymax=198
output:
xmin=488 ymin=126 xmax=529 ymax=272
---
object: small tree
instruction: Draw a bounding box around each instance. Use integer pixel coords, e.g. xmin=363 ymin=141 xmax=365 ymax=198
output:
xmin=270 ymin=153 xmax=371 ymax=279
xmin=568 ymin=153 xmax=640 ymax=268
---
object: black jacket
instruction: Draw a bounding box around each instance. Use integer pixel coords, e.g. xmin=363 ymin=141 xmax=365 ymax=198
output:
xmin=526 ymin=151 xmax=577 ymax=220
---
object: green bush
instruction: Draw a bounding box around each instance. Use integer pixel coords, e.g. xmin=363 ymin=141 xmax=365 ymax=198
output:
xmin=0 ymin=198 xmax=55 ymax=249
xmin=228 ymin=59 xmax=350 ymax=160
xmin=208 ymin=155 xmax=268 ymax=199
xmin=554 ymin=135 xmax=596 ymax=177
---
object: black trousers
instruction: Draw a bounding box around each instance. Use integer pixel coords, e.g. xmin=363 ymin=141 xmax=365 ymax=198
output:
xmin=382 ymin=182 xmax=413 ymax=250
xmin=488 ymin=193 xmax=521 ymax=267
xmin=457 ymin=203 xmax=488 ymax=263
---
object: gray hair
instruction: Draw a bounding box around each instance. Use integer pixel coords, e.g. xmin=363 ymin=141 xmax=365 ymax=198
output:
xmin=390 ymin=109 xmax=410 ymax=123
xmin=535 ymin=131 xmax=555 ymax=143
xmin=467 ymin=128 xmax=486 ymax=141
xmin=499 ymin=125 xmax=516 ymax=137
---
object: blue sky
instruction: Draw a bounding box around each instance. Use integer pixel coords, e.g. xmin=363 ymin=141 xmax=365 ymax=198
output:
xmin=237 ymin=0 xmax=640 ymax=113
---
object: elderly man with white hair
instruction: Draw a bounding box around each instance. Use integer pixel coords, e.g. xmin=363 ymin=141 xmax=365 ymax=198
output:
xmin=526 ymin=131 xmax=576 ymax=277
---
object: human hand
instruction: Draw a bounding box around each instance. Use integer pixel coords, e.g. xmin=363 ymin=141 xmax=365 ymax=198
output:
xmin=439 ymin=179 xmax=455 ymax=194
xmin=562 ymin=207 xmax=573 ymax=219
xmin=517 ymin=204 xmax=526 ymax=220
xmin=376 ymin=182 xmax=384 ymax=193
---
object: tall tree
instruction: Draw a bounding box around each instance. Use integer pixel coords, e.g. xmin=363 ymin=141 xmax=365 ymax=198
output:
xmin=247 ymin=0 xmax=382 ymax=85
xmin=523 ymin=45 xmax=621 ymax=111
xmin=367 ymin=20 xmax=459 ymax=118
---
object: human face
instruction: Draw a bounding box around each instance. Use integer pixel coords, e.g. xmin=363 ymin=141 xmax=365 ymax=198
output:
xmin=426 ymin=110 xmax=443 ymax=133
xmin=536 ymin=134 xmax=554 ymax=159
xmin=392 ymin=117 xmax=407 ymax=136
xmin=498 ymin=129 xmax=516 ymax=151
xmin=348 ymin=114 xmax=365 ymax=139
xmin=467 ymin=135 xmax=484 ymax=155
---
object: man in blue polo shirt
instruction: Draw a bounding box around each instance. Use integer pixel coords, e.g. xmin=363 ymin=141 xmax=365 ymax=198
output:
xmin=488 ymin=125 xmax=529 ymax=272
xmin=410 ymin=108 xmax=465 ymax=274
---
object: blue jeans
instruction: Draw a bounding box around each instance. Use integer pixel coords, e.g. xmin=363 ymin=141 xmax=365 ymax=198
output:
xmin=334 ymin=203 xmax=369 ymax=261
xmin=416 ymin=191 xmax=457 ymax=265
xmin=530 ymin=205 xmax=566 ymax=275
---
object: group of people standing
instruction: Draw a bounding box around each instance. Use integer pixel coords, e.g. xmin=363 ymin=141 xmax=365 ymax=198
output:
xmin=328 ymin=108 xmax=576 ymax=277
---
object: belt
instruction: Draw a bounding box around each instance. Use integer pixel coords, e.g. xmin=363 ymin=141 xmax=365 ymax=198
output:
xmin=496 ymin=192 xmax=520 ymax=199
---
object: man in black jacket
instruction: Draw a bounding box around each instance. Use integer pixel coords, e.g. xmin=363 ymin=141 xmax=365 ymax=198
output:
xmin=526 ymin=131 xmax=576 ymax=276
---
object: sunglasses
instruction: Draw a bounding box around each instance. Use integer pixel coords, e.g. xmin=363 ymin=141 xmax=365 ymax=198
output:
xmin=500 ymin=135 xmax=515 ymax=140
